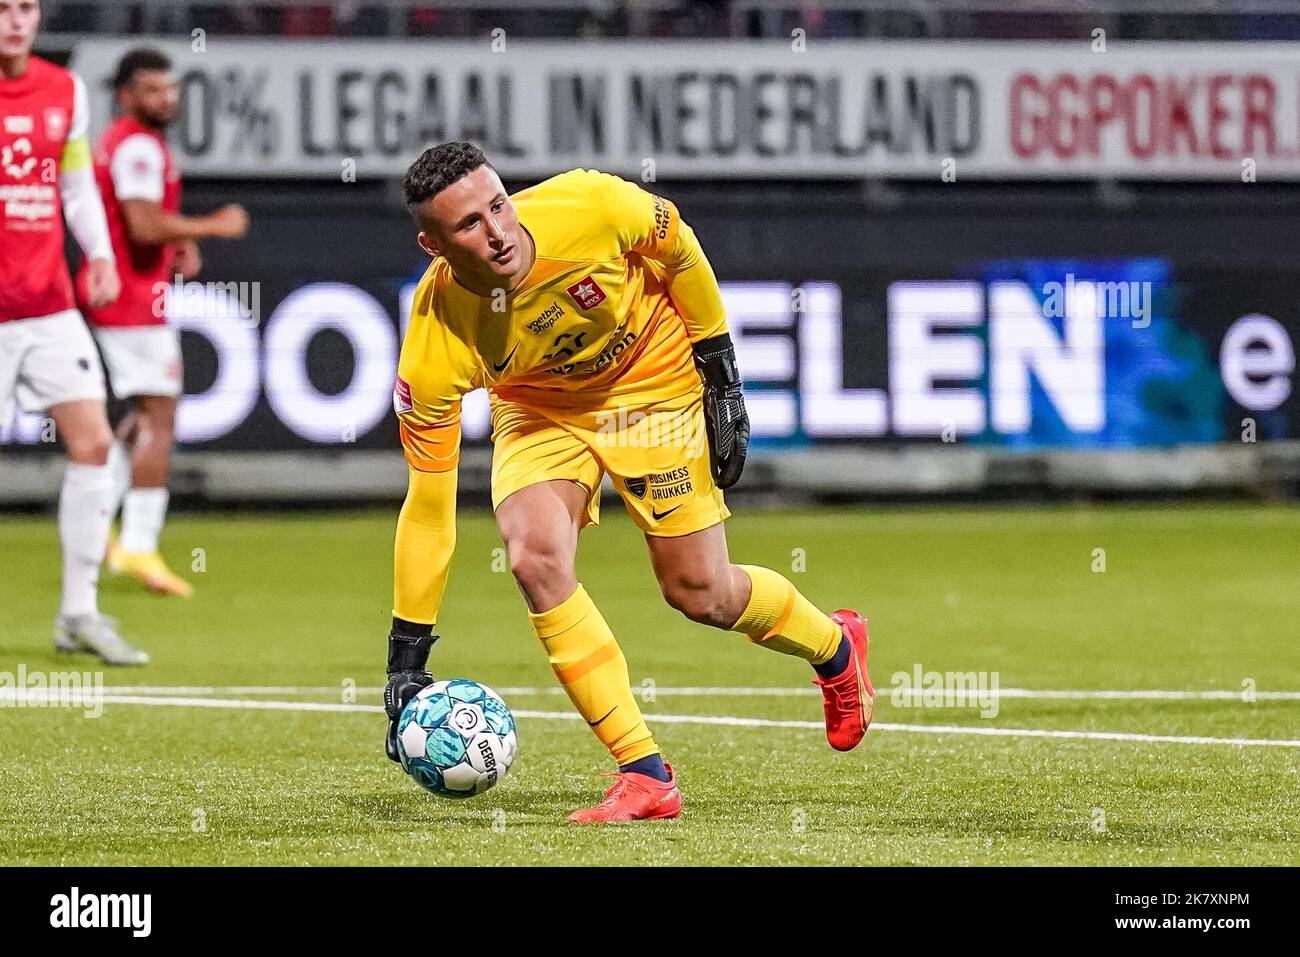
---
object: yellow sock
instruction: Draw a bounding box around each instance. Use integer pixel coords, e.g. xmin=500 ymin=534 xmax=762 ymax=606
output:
xmin=529 ymin=585 xmax=659 ymax=765
xmin=732 ymin=565 xmax=842 ymax=664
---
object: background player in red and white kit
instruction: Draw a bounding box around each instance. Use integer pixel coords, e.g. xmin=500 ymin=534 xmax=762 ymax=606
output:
xmin=0 ymin=0 xmax=148 ymax=663
xmin=78 ymin=48 xmax=249 ymax=597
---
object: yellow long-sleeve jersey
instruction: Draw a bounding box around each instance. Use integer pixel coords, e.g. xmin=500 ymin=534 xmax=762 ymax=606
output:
xmin=393 ymin=168 xmax=729 ymax=624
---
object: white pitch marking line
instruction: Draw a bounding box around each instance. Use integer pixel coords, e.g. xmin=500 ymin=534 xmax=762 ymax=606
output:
xmin=8 ymin=692 xmax=1299 ymax=748
xmin=93 ymin=685 xmax=1300 ymax=701
xmin=4 ymin=694 xmax=380 ymax=713
xmin=97 ymin=686 xmax=346 ymax=695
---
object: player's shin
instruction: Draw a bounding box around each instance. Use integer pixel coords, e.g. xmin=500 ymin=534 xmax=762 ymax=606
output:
xmin=105 ymin=440 xmax=131 ymax=520
xmin=730 ymin=564 xmax=843 ymax=668
xmin=529 ymin=585 xmax=660 ymax=767
xmin=119 ymin=487 xmax=170 ymax=554
xmin=58 ymin=462 xmax=114 ymax=618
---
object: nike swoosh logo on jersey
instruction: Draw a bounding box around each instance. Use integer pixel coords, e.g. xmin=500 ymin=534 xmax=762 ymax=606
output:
xmin=651 ymin=505 xmax=683 ymax=521
xmin=588 ymin=707 xmax=617 ymax=728
xmin=492 ymin=342 xmax=519 ymax=373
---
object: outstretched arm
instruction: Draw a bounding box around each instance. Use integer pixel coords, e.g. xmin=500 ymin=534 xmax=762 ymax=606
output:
xmin=393 ymin=464 xmax=457 ymax=627
xmin=385 ymin=399 xmax=462 ymax=761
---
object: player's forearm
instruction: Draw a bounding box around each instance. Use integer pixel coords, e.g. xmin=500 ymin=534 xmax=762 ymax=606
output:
xmin=123 ymin=205 xmax=222 ymax=246
xmin=58 ymin=164 xmax=114 ymax=263
xmin=661 ymin=221 xmax=729 ymax=342
xmin=392 ymin=466 xmax=458 ymax=625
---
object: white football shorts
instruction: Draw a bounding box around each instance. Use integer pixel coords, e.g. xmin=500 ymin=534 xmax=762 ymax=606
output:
xmin=93 ymin=324 xmax=183 ymax=399
xmin=0 ymin=309 xmax=107 ymax=423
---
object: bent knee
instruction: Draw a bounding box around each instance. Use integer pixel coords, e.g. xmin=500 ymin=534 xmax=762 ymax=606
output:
xmin=660 ymin=572 xmax=735 ymax=628
xmin=64 ymin=428 xmax=112 ymax=466
xmin=508 ymin=542 xmax=576 ymax=602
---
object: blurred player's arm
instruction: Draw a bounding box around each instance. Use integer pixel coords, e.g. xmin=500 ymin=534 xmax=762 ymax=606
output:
xmin=119 ymin=198 xmax=248 ymax=246
xmin=110 ymin=130 xmax=248 ymax=251
xmin=114 ymin=142 xmax=247 ymax=249
xmin=59 ymin=75 xmax=117 ymax=309
xmin=603 ymin=171 xmax=751 ymax=487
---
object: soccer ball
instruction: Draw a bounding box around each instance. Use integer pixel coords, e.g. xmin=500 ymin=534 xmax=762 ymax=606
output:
xmin=396 ymin=679 xmax=517 ymax=799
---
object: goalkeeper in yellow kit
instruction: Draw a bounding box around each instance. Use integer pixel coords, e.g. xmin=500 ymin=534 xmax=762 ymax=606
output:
xmin=384 ymin=142 xmax=875 ymax=822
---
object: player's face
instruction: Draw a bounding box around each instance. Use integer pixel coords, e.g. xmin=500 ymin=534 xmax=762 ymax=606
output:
xmin=121 ymin=69 xmax=179 ymax=128
xmin=417 ymin=165 xmax=526 ymax=285
xmin=0 ymin=0 xmax=40 ymax=60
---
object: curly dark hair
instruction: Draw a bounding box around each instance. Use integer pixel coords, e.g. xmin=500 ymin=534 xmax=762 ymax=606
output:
xmin=404 ymin=142 xmax=494 ymax=224
xmin=111 ymin=48 xmax=172 ymax=91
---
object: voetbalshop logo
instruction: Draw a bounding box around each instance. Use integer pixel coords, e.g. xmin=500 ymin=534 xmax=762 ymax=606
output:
xmin=49 ymin=887 xmax=151 ymax=937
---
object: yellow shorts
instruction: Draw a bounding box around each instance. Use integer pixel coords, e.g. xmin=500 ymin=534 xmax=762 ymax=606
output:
xmin=490 ymin=387 xmax=730 ymax=537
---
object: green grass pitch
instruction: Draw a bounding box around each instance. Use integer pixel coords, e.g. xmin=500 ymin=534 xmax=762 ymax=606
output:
xmin=0 ymin=502 xmax=1297 ymax=865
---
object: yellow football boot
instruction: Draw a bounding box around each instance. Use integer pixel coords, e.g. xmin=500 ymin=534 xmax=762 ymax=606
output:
xmin=108 ymin=543 xmax=194 ymax=598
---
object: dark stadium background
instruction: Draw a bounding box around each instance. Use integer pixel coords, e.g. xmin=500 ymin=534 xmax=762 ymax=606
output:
xmin=5 ymin=1 xmax=1299 ymax=505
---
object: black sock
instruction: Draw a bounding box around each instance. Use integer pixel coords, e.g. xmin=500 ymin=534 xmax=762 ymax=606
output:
xmin=813 ymin=634 xmax=851 ymax=680
xmin=619 ymin=754 xmax=670 ymax=782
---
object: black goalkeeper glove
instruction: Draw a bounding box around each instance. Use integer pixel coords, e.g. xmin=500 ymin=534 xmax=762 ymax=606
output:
xmin=384 ymin=620 xmax=437 ymax=763
xmin=692 ymin=332 xmax=750 ymax=489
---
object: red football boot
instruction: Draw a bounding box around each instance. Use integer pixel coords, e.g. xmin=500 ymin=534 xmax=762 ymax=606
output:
xmin=814 ymin=610 xmax=876 ymax=751
xmin=567 ymin=763 xmax=682 ymax=823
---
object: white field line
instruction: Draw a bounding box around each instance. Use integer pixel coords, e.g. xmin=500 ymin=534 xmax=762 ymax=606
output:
xmin=90 ymin=685 xmax=1300 ymax=702
xmin=4 ymin=691 xmax=1299 ymax=748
